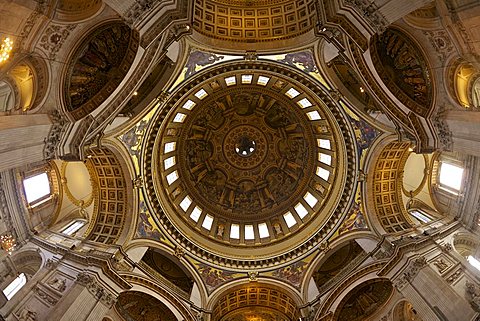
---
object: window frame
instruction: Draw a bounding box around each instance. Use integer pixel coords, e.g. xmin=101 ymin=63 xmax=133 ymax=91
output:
xmin=2 ymin=273 xmax=27 ymax=300
xmin=437 ymin=161 xmax=464 ymax=195
xmin=22 ymin=171 xmax=53 ymax=208
xmin=61 ymin=219 xmax=87 ymax=236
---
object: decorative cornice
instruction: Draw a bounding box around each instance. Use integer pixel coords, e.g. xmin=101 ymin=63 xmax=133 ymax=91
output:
xmin=343 ymin=0 xmax=389 ymax=34
xmin=31 ymin=236 xmax=132 ymax=290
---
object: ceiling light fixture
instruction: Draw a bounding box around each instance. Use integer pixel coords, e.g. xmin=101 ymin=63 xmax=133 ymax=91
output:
xmin=0 ymin=37 xmax=13 ymax=64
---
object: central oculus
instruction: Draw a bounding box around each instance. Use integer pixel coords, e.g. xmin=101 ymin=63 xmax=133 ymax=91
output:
xmin=235 ymin=136 xmax=256 ymax=157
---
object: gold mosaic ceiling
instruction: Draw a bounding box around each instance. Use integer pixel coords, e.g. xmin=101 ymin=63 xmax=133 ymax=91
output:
xmin=143 ymin=60 xmax=358 ymax=268
xmin=192 ymin=0 xmax=316 ymax=42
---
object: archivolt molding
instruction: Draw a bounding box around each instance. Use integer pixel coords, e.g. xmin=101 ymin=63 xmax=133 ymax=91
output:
xmin=368 ymin=141 xmax=414 ymax=234
xmin=317 ymin=263 xmax=386 ymax=317
xmin=83 ymin=147 xmax=129 ymax=245
xmin=120 ymin=274 xmax=196 ymax=321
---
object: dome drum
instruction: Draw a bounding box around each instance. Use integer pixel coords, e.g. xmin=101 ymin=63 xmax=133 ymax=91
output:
xmin=142 ymin=61 xmax=358 ymax=268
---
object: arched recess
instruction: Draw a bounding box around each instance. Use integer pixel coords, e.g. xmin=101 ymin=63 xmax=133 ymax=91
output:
xmin=332 ymin=279 xmax=394 ymax=321
xmin=117 ymin=275 xmax=197 ymax=320
xmin=0 ymin=56 xmax=50 ymax=113
xmin=210 ymin=282 xmax=301 ymax=321
xmin=392 ymin=300 xmax=424 ymax=321
xmin=367 ymin=141 xmax=415 ymax=234
xmin=114 ymin=291 xmax=178 ymax=321
xmin=450 ymin=60 xmax=480 ymax=109
xmin=83 ymin=146 xmax=132 ymax=245
xmin=0 ymin=249 xmax=43 ymax=306
xmin=311 ymin=240 xmax=365 ymax=295
xmin=139 ymin=248 xmax=194 ymax=295
xmin=453 ymin=232 xmax=479 ymax=258
xmin=369 ymin=27 xmax=434 ymax=118
xmin=62 ymin=21 xmax=139 ymax=120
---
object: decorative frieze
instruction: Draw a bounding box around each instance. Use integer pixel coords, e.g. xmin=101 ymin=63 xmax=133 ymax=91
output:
xmin=44 ymin=110 xmax=68 ymax=160
xmin=446 ymin=268 xmax=462 ymax=284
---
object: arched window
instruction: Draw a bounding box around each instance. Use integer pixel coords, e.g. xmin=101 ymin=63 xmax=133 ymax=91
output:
xmin=3 ymin=273 xmax=26 ymax=300
xmin=61 ymin=220 xmax=86 ymax=236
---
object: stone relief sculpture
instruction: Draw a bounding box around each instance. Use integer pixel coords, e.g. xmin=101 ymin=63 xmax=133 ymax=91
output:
xmin=48 ymin=277 xmax=67 ymax=292
xmin=17 ymin=308 xmax=37 ymax=321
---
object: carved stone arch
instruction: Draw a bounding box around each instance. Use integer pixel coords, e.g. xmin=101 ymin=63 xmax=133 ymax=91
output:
xmin=453 ymin=232 xmax=479 ymax=258
xmin=139 ymin=247 xmax=195 ymax=296
xmin=317 ymin=264 xmax=390 ymax=319
xmin=208 ymin=280 xmax=302 ymax=321
xmin=61 ymin=20 xmax=140 ymax=120
xmin=27 ymin=55 xmax=50 ymax=112
xmin=123 ymin=240 xmax=209 ymax=308
xmin=118 ymin=275 xmax=197 ymax=321
xmin=448 ymin=57 xmax=480 ymax=109
xmin=83 ymin=144 xmax=133 ymax=246
xmin=0 ymin=76 xmax=19 ymax=112
xmin=306 ymin=239 xmax=367 ymax=300
xmin=5 ymin=60 xmax=37 ymax=112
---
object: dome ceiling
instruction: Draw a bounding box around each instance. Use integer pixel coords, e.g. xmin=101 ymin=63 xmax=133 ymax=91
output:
xmin=192 ymin=0 xmax=316 ymax=43
xmin=143 ymin=60 xmax=358 ymax=268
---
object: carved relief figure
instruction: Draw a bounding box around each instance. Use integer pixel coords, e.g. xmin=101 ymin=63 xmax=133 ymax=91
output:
xmin=48 ymin=277 xmax=67 ymax=292
xmin=18 ymin=308 xmax=37 ymax=321
xmin=433 ymin=258 xmax=449 ymax=273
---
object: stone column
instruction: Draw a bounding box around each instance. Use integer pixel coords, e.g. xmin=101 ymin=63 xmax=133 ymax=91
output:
xmin=0 ymin=114 xmax=51 ymax=171
xmin=444 ymin=110 xmax=480 ymax=157
xmin=56 ymin=272 xmax=116 ymax=321
xmin=395 ymin=257 xmax=476 ymax=321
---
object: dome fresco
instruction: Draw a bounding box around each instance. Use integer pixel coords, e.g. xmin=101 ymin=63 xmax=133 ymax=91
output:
xmin=142 ymin=59 xmax=358 ymax=267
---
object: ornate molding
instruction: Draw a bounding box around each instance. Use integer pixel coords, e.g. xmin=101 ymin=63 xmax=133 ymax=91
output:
xmin=39 ymin=24 xmax=77 ymax=59
xmin=44 ymin=110 xmax=68 ymax=160
xmin=433 ymin=106 xmax=453 ymax=151
xmin=466 ymin=281 xmax=480 ymax=312
xmin=75 ymin=272 xmax=116 ymax=307
xmin=344 ymin=0 xmax=389 ymax=33
xmin=394 ymin=256 xmax=427 ymax=291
